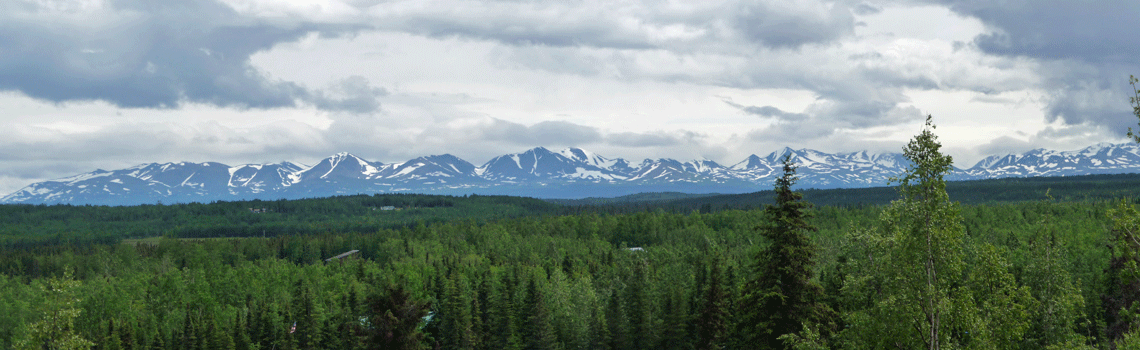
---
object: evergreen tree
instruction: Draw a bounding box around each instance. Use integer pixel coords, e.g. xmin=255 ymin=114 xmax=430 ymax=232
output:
xmin=1105 ymin=201 xmax=1140 ymax=343
xmin=604 ymin=287 xmax=629 ymax=350
xmin=181 ymin=308 xmax=198 ymax=350
xmin=523 ymin=277 xmax=557 ymax=350
xmin=657 ymin=287 xmax=689 ymax=350
xmin=695 ymin=253 xmax=728 ymax=350
xmin=488 ymin=270 xmax=522 ymax=350
xmin=105 ymin=319 xmax=124 ymax=350
xmin=335 ymin=290 xmax=364 ymax=350
xmin=740 ymin=154 xmax=834 ymax=349
xmin=626 ymin=265 xmax=652 ymax=350
xmin=250 ymin=303 xmax=274 ymax=350
xmin=121 ymin=320 xmax=136 ymax=350
xmin=148 ymin=328 xmax=166 ymax=350
xmin=589 ymin=299 xmax=611 ymax=350
xmin=440 ymin=274 xmax=475 ymax=350
xmin=1022 ymin=203 xmax=1088 ymax=348
xmin=294 ymin=281 xmax=322 ymax=350
xmin=474 ymin=274 xmax=493 ymax=350
xmin=232 ymin=312 xmax=252 ymax=350
xmin=364 ymin=285 xmax=432 ymax=350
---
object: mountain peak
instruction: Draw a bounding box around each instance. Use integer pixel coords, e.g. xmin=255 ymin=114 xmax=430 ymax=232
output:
xmin=526 ymin=146 xmax=553 ymax=154
xmin=9 ymin=143 xmax=1140 ymax=205
xmin=730 ymin=154 xmax=768 ymax=171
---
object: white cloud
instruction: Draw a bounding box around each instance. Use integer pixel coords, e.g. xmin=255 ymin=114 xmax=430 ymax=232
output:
xmin=0 ymin=0 xmax=1134 ymax=195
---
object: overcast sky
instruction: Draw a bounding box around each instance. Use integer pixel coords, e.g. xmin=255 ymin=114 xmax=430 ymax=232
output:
xmin=2 ymin=0 xmax=1138 ymax=194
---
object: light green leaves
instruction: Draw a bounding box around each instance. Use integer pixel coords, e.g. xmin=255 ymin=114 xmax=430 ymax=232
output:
xmin=13 ymin=272 xmax=94 ymax=350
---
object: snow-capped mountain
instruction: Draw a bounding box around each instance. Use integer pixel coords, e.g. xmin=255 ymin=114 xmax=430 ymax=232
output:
xmin=228 ymin=162 xmax=305 ymax=193
xmin=376 ymin=154 xmax=479 ymax=183
xmin=477 ymin=147 xmax=629 ymax=182
xmin=961 ymin=142 xmax=1140 ymax=178
xmin=1 ymin=161 xmax=305 ymax=205
xmin=5 ymin=143 xmax=1140 ymax=205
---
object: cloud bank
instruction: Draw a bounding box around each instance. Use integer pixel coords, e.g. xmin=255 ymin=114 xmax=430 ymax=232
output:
xmin=0 ymin=0 xmax=1136 ymax=195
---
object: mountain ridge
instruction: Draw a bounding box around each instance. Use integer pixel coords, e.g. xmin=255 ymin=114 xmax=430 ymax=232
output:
xmin=6 ymin=143 xmax=1140 ymax=205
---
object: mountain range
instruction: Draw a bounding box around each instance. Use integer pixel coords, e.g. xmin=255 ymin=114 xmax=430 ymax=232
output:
xmin=5 ymin=143 xmax=1140 ymax=205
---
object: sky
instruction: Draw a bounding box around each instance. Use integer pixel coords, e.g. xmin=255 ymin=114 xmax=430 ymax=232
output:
xmin=1 ymin=0 xmax=1139 ymax=195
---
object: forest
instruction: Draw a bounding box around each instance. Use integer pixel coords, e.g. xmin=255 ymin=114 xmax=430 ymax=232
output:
xmin=5 ymin=117 xmax=1140 ymax=349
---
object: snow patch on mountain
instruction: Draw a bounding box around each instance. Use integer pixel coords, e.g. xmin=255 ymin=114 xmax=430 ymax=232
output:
xmin=6 ymin=143 xmax=1140 ymax=205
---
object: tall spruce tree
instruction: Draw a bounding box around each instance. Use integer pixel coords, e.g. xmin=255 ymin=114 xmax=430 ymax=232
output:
xmin=1105 ymin=201 xmax=1140 ymax=342
xmin=364 ymin=285 xmax=432 ymax=350
xmin=294 ymin=281 xmax=322 ymax=350
xmin=440 ymin=274 xmax=475 ymax=350
xmin=658 ymin=287 xmax=689 ymax=350
xmin=740 ymin=154 xmax=833 ymax=350
xmin=522 ymin=276 xmax=557 ymax=350
xmin=695 ymin=252 xmax=729 ymax=350
xmin=605 ymin=287 xmax=630 ymax=350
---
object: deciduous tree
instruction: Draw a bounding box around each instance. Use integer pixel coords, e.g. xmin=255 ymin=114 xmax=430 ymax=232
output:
xmin=13 ymin=272 xmax=94 ymax=350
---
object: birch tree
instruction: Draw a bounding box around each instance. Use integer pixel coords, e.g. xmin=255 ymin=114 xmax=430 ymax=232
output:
xmin=878 ymin=115 xmax=968 ymax=350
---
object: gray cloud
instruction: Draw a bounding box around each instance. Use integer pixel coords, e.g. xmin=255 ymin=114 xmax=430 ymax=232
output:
xmin=0 ymin=121 xmax=331 ymax=164
xmin=368 ymin=0 xmax=859 ymax=51
xmin=0 ymin=119 xmax=336 ymax=193
xmin=747 ymin=120 xmax=837 ymax=143
xmin=0 ymin=0 xmax=362 ymax=110
xmin=927 ymin=0 xmax=1140 ymax=138
xmin=732 ymin=1 xmax=856 ymax=49
xmin=606 ymin=131 xmax=683 ymax=148
xmin=852 ymin=2 xmax=883 ymax=15
xmin=807 ymin=101 xmax=923 ymax=128
xmin=742 ymin=101 xmax=922 ymax=149
xmin=932 ymin=0 xmax=1140 ymax=64
xmin=472 ymin=119 xmax=605 ymax=146
xmin=724 ymin=100 xmax=809 ymax=122
xmin=976 ymin=135 xmax=1034 ymax=157
xmin=313 ymin=76 xmax=389 ymax=113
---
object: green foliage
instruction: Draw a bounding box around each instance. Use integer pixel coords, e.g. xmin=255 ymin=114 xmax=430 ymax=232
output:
xmin=1120 ymin=328 xmax=1140 ymax=350
xmin=365 ymin=285 xmax=432 ymax=350
xmin=740 ymin=155 xmax=832 ymax=349
xmin=1128 ymin=75 xmax=1140 ymax=143
xmin=558 ymin=173 xmax=1140 ymax=213
xmin=695 ymin=251 xmax=732 ymax=350
xmin=1105 ymin=200 xmax=1140 ymax=342
xmin=777 ymin=322 xmax=828 ymax=350
xmin=841 ymin=116 xmax=1038 ymax=349
xmin=963 ymin=244 xmax=1035 ymax=348
xmin=0 ymin=193 xmax=561 ymax=247
xmin=522 ymin=275 xmax=558 ymax=350
xmin=846 ymin=116 xmax=973 ymax=349
xmin=12 ymin=272 xmax=94 ymax=350
xmin=1020 ymin=199 xmax=1090 ymax=348
xmin=0 ymin=173 xmax=1130 ymax=349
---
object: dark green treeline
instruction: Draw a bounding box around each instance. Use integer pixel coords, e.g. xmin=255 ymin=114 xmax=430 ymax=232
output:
xmin=0 ymin=196 xmax=1126 ymax=349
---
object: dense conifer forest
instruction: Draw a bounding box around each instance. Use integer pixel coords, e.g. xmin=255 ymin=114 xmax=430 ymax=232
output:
xmin=6 ymin=117 xmax=1140 ymax=349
